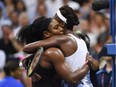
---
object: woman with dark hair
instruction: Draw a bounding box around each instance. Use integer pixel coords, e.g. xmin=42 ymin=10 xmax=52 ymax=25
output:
xmin=17 ymin=5 xmax=99 ymax=87
xmin=18 ymin=16 xmax=97 ymax=87
xmin=15 ymin=0 xmax=26 ymax=14
xmin=0 ymin=60 xmax=24 ymax=87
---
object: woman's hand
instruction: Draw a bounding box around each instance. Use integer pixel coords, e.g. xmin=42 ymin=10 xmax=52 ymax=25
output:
xmin=86 ymin=53 xmax=99 ymax=70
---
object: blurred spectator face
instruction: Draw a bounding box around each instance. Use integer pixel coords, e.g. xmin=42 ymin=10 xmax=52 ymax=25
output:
xmin=4 ymin=0 xmax=13 ymax=5
xmin=9 ymin=11 xmax=18 ymax=24
xmin=105 ymin=57 xmax=112 ymax=63
xmin=95 ymin=13 xmax=104 ymax=26
xmin=80 ymin=19 xmax=90 ymax=32
xmin=37 ymin=4 xmax=47 ymax=16
xmin=4 ymin=61 xmax=23 ymax=79
xmin=2 ymin=25 xmax=12 ymax=40
xmin=19 ymin=12 xmax=29 ymax=26
xmin=16 ymin=0 xmax=26 ymax=12
xmin=4 ymin=0 xmax=14 ymax=16
xmin=12 ymin=67 xmax=23 ymax=79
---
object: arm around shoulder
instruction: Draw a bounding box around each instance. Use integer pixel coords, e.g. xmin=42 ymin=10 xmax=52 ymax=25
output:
xmin=44 ymin=47 xmax=89 ymax=84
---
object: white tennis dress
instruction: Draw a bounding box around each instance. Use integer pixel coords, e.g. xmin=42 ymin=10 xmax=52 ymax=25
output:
xmin=61 ymin=34 xmax=93 ymax=87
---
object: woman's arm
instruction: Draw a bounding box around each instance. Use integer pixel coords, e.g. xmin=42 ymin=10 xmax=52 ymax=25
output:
xmin=23 ymin=35 xmax=68 ymax=53
xmin=44 ymin=48 xmax=97 ymax=84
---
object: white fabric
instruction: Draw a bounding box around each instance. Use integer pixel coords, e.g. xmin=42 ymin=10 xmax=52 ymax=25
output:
xmin=63 ymin=34 xmax=93 ymax=87
xmin=65 ymin=34 xmax=88 ymax=71
xmin=23 ymin=0 xmax=37 ymax=22
xmin=0 ymin=50 xmax=6 ymax=69
xmin=67 ymin=1 xmax=80 ymax=10
xmin=57 ymin=10 xmax=67 ymax=23
xmin=45 ymin=0 xmax=62 ymax=17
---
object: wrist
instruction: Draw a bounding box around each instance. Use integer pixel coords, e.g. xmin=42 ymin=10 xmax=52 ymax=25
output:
xmin=87 ymin=61 xmax=92 ymax=69
xmin=84 ymin=60 xmax=92 ymax=69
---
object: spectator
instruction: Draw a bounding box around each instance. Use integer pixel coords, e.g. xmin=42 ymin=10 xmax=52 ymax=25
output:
xmin=96 ymin=56 xmax=112 ymax=87
xmin=0 ymin=60 xmax=24 ymax=87
xmin=0 ymin=25 xmax=22 ymax=59
xmin=23 ymin=0 xmax=37 ymax=22
xmin=0 ymin=1 xmax=7 ymax=18
xmin=9 ymin=11 xmax=19 ymax=29
xmin=3 ymin=0 xmax=15 ymax=17
xmin=80 ymin=0 xmax=92 ymax=19
xmin=34 ymin=3 xmax=47 ymax=18
xmin=15 ymin=0 xmax=27 ymax=14
xmin=0 ymin=2 xmax=11 ymax=39
xmin=13 ymin=12 xmax=29 ymax=37
xmin=92 ymin=12 xmax=106 ymax=38
xmin=0 ymin=0 xmax=111 ymax=87
xmin=45 ymin=0 xmax=62 ymax=17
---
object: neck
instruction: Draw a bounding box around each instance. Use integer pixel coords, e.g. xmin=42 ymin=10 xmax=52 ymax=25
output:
xmin=65 ymin=30 xmax=73 ymax=35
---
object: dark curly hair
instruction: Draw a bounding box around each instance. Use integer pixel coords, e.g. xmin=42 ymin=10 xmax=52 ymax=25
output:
xmin=4 ymin=60 xmax=20 ymax=76
xmin=76 ymin=31 xmax=90 ymax=50
xmin=59 ymin=5 xmax=79 ymax=30
xmin=17 ymin=16 xmax=52 ymax=44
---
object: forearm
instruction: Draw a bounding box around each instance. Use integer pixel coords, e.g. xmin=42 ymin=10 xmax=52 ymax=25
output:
xmin=23 ymin=35 xmax=67 ymax=54
xmin=23 ymin=41 xmax=56 ymax=53
xmin=73 ymin=65 xmax=89 ymax=83
xmin=69 ymin=65 xmax=89 ymax=84
xmin=11 ymin=38 xmax=23 ymax=51
xmin=91 ymin=58 xmax=99 ymax=70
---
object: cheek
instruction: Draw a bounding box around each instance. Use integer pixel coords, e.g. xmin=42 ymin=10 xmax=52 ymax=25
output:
xmin=49 ymin=31 xmax=57 ymax=36
xmin=15 ymin=70 xmax=23 ymax=77
xmin=52 ymin=31 xmax=63 ymax=35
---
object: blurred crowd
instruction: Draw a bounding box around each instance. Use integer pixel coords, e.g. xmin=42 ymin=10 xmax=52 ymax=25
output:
xmin=0 ymin=0 xmax=115 ymax=87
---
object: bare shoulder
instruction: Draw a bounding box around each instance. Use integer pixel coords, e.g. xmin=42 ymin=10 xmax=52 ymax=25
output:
xmin=44 ymin=48 xmax=64 ymax=57
xmin=49 ymin=35 xmax=70 ymax=42
xmin=44 ymin=47 xmax=64 ymax=62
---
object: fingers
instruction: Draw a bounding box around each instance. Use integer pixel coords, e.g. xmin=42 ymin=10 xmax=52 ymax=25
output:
xmin=86 ymin=53 xmax=93 ymax=61
xmin=32 ymin=73 xmax=42 ymax=82
xmin=86 ymin=53 xmax=99 ymax=70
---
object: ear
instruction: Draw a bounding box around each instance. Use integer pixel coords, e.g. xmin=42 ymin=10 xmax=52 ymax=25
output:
xmin=43 ymin=31 xmax=51 ymax=38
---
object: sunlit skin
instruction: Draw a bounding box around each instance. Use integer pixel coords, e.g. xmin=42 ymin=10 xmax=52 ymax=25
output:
xmin=22 ymin=18 xmax=99 ymax=85
xmin=43 ymin=19 xmax=64 ymax=38
xmin=23 ymin=16 xmax=99 ymax=70
xmin=20 ymin=17 xmax=96 ymax=84
xmin=24 ymin=18 xmax=98 ymax=68
xmin=20 ymin=7 xmax=99 ymax=85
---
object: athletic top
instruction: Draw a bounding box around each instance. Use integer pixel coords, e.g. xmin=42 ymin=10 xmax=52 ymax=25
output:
xmin=61 ymin=34 xmax=93 ymax=87
xmin=32 ymin=64 xmax=58 ymax=87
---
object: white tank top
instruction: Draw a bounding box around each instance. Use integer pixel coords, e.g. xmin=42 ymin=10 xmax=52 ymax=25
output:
xmin=61 ymin=34 xmax=93 ymax=87
xmin=65 ymin=34 xmax=88 ymax=72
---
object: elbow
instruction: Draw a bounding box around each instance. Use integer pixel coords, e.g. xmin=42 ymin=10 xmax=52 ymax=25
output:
xmin=67 ymin=77 xmax=80 ymax=85
xmin=68 ymin=69 xmax=88 ymax=84
xmin=71 ymin=80 xmax=78 ymax=84
xmin=23 ymin=45 xmax=37 ymax=54
xmin=68 ymin=79 xmax=79 ymax=85
xmin=23 ymin=46 xmax=30 ymax=53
